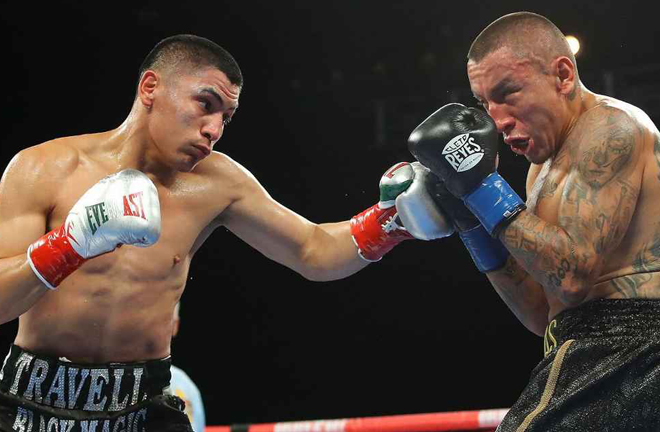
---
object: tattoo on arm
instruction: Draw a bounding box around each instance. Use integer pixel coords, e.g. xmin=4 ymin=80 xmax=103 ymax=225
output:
xmin=502 ymin=107 xmax=642 ymax=303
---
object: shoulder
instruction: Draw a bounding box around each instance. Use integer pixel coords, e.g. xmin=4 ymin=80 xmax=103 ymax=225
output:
xmin=196 ymin=151 xmax=257 ymax=183
xmin=1 ymin=137 xmax=83 ymax=203
xmin=571 ymin=99 xmax=647 ymax=188
xmin=575 ymin=98 xmax=648 ymax=145
xmin=5 ymin=137 xmax=81 ymax=181
xmin=195 ymin=151 xmax=267 ymax=200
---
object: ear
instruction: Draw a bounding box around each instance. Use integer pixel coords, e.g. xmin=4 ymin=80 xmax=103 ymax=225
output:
xmin=554 ymin=57 xmax=576 ymax=97
xmin=138 ymin=70 xmax=159 ymax=110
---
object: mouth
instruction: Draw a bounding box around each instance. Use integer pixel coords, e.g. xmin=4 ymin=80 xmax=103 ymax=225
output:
xmin=191 ymin=144 xmax=211 ymax=158
xmin=505 ymin=137 xmax=530 ymax=155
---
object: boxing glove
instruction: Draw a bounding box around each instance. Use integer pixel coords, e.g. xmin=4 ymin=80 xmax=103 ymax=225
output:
xmin=408 ymin=103 xmax=525 ymax=237
xmin=27 ymin=169 xmax=162 ymax=289
xmin=426 ymin=177 xmax=509 ymax=272
xmin=351 ymin=162 xmax=453 ymax=262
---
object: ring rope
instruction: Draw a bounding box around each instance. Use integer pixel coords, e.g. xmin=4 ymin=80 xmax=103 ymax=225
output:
xmin=205 ymin=408 xmax=509 ymax=432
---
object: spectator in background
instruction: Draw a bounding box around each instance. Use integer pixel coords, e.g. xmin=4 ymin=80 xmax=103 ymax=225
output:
xmin=170 ymin=302 xmax=206 ymax=432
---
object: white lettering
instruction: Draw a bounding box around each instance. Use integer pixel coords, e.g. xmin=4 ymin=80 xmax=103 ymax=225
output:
xmin=132 ymin=408 xmax=148 ymax=432
xmin=80 ymin=420 xmax=99 ymax=432
xmin=45 ymin=366 xmax=67 ymax=408
xmin=130 ymin=368 xmax=143 ymax=405
xmin=84 ymin=369 xmax=110 ymax=411
xmin=46 ymin=417 xmax=58 ymax=432
xmin=23 ymin=359 xmax=49 ymax=402
xmin=444 ymin=154 xmax=460 ymax=170
xmin=112 ymin=416 xmax=126 ymax=432
xmin=109 ymin=369 xmax=129 ymax=412
xmin=67 ymin=368 xmax=90 ymax=409
xmin=12 ymin=407 xmax=33 ymax=432
xmin=10 ymin=353 xmax=34 ymax=395
xmin=59 ymin=420 xmax=75 ymax=432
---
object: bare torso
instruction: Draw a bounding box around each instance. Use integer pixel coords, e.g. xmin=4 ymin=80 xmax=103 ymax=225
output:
xmin=526 ymin=95 xmax=660 ymax=319
xmin=14 ymin=131 xmax=237 ymax=363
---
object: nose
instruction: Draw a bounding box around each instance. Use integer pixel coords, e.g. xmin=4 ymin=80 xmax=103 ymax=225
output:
xmin=488 ymin=104 xmax=515 ymax=135
xmin=201 ymin=118 xmax=223 ymax=145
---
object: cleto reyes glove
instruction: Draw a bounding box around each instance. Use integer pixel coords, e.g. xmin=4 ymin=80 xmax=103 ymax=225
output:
xmin=425 ymin=175 xmax=509 ymax=273
xmin=350 ymin=161 xmax=454 ymax=262
xmin=27 ymin=169 xmax=162 ymax=289
xmin=408 ymin=103 xmax=526 ymax=237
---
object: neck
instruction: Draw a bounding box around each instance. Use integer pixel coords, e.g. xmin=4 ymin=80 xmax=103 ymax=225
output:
xmin=557 ymin=83 xmax=596 ymax=152
xmin=108 ymin=104 xmax=179 ymax=184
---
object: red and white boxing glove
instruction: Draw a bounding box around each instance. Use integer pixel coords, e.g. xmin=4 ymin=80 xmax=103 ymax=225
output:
xmin=350 ymin=162 xmax=454 ymax=262
xmin=27 ymin=169 xmax=162 ymax=289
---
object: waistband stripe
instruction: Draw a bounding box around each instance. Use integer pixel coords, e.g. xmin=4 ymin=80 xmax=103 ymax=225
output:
xmin=1 ymin=346 xmax=170 ymax=413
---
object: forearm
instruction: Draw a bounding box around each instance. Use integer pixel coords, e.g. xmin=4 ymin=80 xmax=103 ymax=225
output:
xmin=298 ymin=221 xmax=368 ymax=282
xmin=487 ymin=256 xmax=550 ymax=336
xmin=0 ymin=254 xmax=50 ymax=324
xmin=499 ymin=211 xmax=593 ymax=306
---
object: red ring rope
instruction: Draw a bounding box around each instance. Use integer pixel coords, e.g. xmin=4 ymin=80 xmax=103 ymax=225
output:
xmin=205 ymin=408 xmax=509 ymax=432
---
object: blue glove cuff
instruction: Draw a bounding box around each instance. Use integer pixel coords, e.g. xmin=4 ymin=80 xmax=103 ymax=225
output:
xmin=463 ymin=172 xmax=526 ymax=237
xmin=458 ymin=225 xmax=509 ymax=273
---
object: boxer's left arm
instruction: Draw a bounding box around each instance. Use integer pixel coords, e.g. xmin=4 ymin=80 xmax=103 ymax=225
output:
xmin=215 ymin=157 xmax=450 ymax=281
xmin=500 ymin=107 xmax=645 ymax=306
xmin=210 ymin=156 xmax=362 ymax=281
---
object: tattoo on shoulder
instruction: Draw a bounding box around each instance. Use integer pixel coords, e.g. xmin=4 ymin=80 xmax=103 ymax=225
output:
xmin=577 ymin=108 xmax=640 ymax=190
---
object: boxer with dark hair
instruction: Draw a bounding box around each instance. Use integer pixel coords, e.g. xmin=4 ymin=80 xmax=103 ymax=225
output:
xmin=409 ymin=12 xmax=660 ymax=432
xmin=0 ymin=34 xmax=453 ymax=430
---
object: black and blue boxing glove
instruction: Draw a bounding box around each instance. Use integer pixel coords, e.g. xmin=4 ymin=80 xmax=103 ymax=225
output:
xmin=408 ymin=103 xmax=525 ymax=237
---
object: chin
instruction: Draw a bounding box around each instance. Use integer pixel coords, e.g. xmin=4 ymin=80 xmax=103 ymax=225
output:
xmin=526 ymin=154 xmax=547 ymax=164
xmin=175 ymin=156 xmax=201 ymax=172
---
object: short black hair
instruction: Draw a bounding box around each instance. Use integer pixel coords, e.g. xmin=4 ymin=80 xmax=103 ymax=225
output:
xmin=468 ymin=12 xmax=577 ymax=76
xmin=139 ymin=34 xmax=243 ymax=87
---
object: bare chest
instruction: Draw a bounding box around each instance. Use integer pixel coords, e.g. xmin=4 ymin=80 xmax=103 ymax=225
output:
xmin=49 ymin=169 xmax=229 ymax=278
xmin=526 ymin=158 xmax=572 ymax=225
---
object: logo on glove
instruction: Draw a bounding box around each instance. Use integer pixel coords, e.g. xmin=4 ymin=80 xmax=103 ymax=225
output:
xmin=442 ymin=133 xmax=484 ymax=172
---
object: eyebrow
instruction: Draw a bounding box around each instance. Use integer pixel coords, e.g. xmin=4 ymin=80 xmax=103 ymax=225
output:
xmin=473 ymin=77 xmax=518 ymax=103
xmin=200 ymin=87 xmax=239 ymax=112
xmin=490 ymin=78 xmax=518 ymax=99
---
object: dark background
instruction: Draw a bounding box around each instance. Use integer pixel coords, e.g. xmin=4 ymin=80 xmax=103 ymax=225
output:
xmin=1 ymin=0 xmax=659 ymax=427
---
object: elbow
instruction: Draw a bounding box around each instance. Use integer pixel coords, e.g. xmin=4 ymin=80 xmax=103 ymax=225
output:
xmin=525 ymin=319 xmax=548 ymax=337
xmin=557 ymin=278 xmax=592 ymax=307
xmin=297 ymin=265 xmax=339 ymax=282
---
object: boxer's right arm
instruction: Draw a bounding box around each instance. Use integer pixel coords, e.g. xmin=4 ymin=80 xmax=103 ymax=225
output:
xmin=486 ymin=259 xmax=550 ymax=336
xmin=0 ymin=147 xmax=64 ymax=324
xmin=431 ymin=162 xmax=549 ymax=335
xmin=486 ymin=163 xmax=548 ymax=336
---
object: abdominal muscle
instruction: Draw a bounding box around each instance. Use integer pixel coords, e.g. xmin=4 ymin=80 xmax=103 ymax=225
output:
xmin=14 ymin=244 xmax=190 ymax=364
xmin=545 ymin=268 xmax=660 ymax=321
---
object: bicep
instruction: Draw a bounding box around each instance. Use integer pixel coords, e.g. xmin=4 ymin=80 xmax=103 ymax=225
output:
xmin=219 ymin=173 xmax=316 ymax=269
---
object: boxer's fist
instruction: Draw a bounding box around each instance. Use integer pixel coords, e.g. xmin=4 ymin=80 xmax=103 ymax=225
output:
xmin=407 ymin=103 xmax=498 ymax=197
xmin=28 ymin=169 xmax=162 ymax=289
xmin=396 ymin=162 xmax=454 ymax=240
xmin=408 ymin=103 xmax=525 ymax=236
xmin=351 ymin=162 xmax=453 ymax=262
xmin=427 ymin=178 xmax=509 ymax=273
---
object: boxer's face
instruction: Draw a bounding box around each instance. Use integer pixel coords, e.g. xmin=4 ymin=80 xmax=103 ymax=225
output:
xmin=146 ymin=66 xmax=240 ymax=172
xmin=468 ymin=47 xmax=564 ymax=164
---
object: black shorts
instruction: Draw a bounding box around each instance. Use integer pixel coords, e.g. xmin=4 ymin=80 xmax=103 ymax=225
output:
xmin=497 ymin=298 xmax=660 ymax=432
xmin=0 ymin=345 xmax=192 ymax=432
